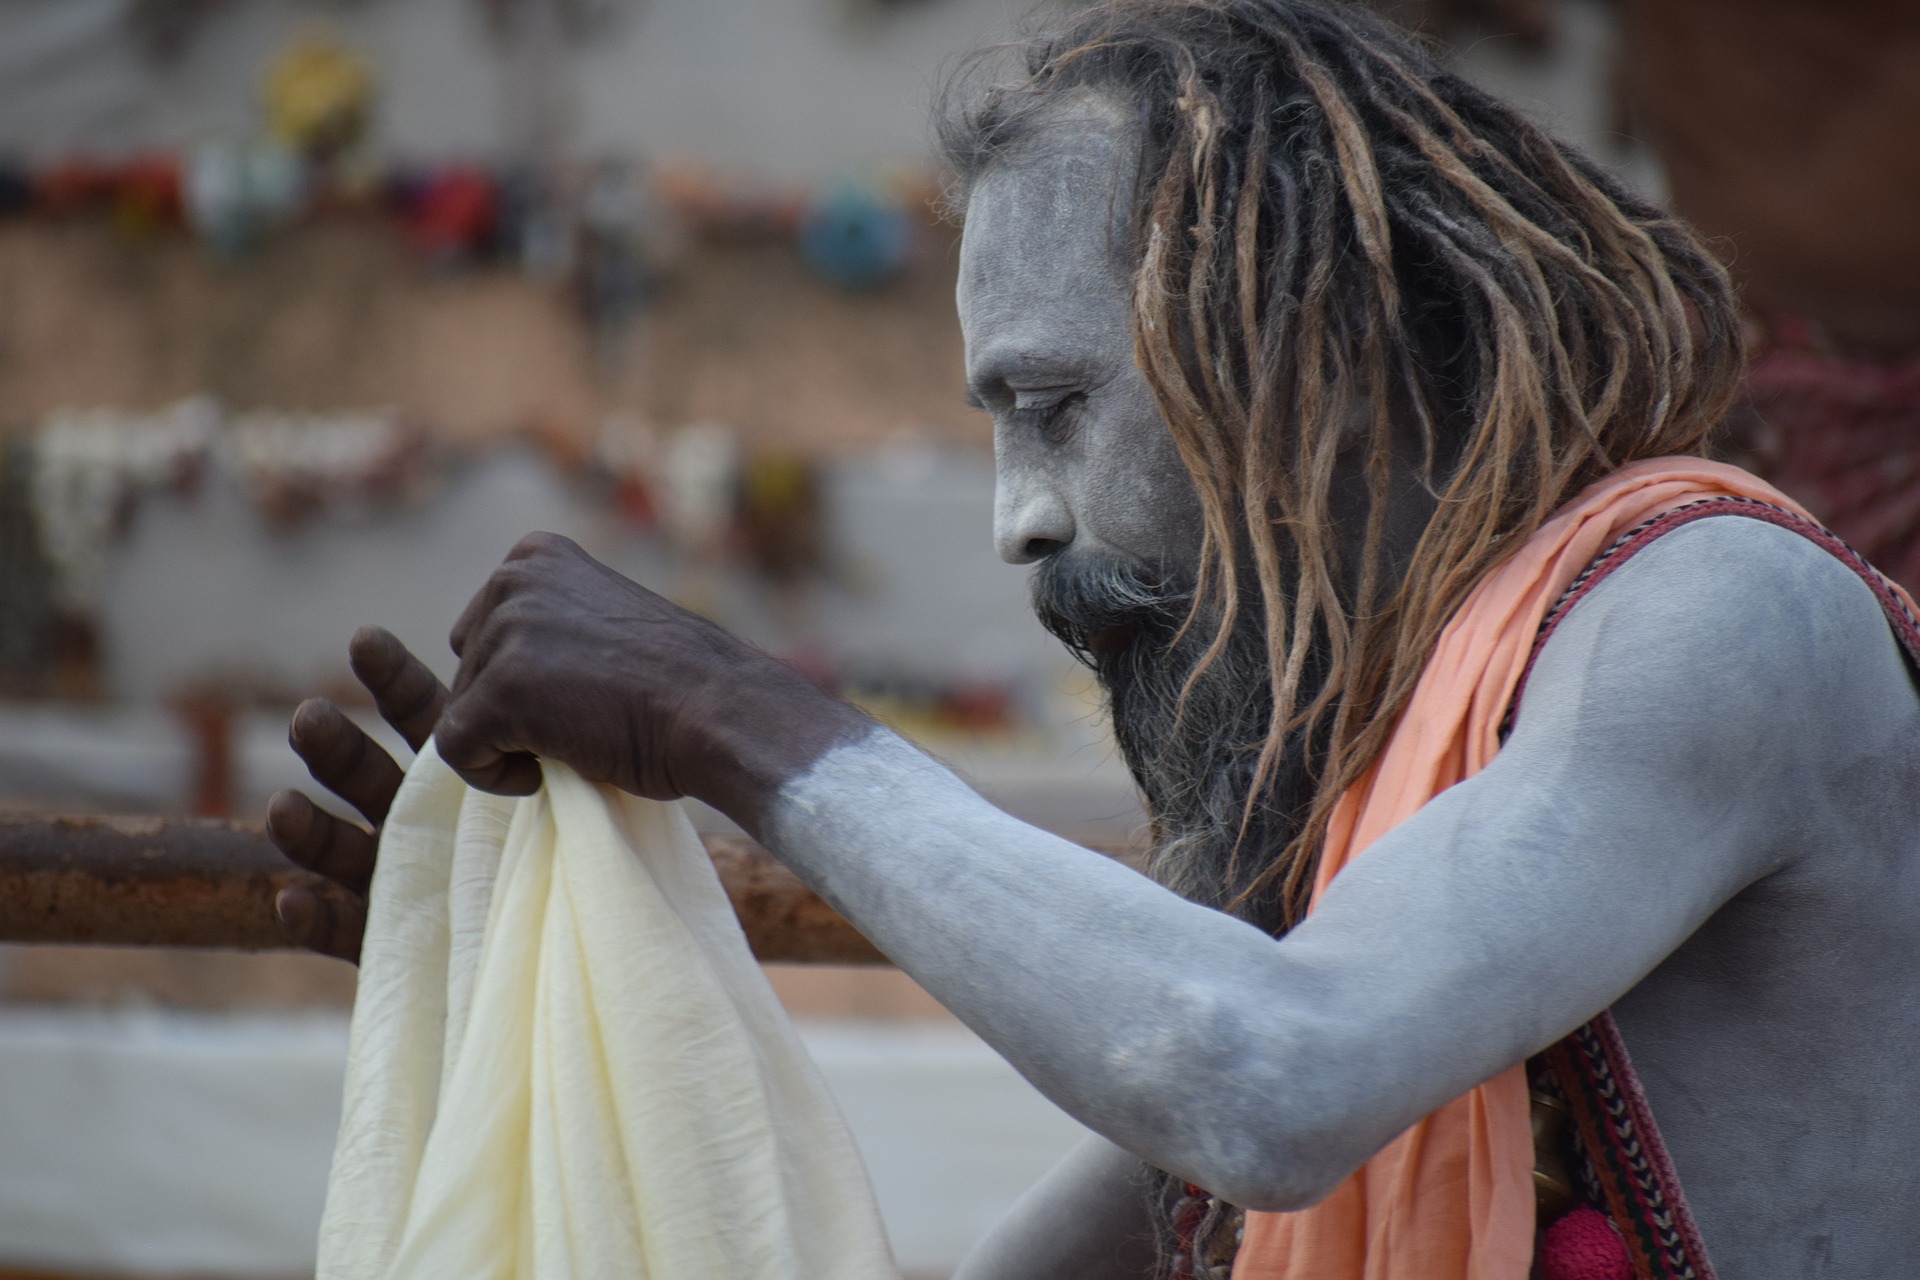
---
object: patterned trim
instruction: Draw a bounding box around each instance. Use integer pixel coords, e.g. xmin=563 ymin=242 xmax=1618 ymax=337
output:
xmin=1541 ymin=1019 xmax=1709 ymax=1280
xmin=1169 ymin=1180 xmax=1240 ymax=1280
xmin=1519 ymin=498 xmax=1920 ymax=1280
xmin=1510 ymin=498 xmax=1920 ymax=724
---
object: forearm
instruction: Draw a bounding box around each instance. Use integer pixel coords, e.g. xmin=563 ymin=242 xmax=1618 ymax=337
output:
xmin=759 ymin=726 xmax=1342 ymax=1207
xmin=952 ymin=1135 xmax=1160 ymax=1280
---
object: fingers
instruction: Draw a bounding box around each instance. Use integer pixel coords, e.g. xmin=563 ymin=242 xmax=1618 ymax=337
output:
xmin=266 ymin=788 xmax=376 ymax=893
xmin=452 ymin=750 xmax=542 ymax=796
xmin=434 ymin=700 xmax=544 ymax=796
xmin=440 ymin=532 xmax=608 ymax=795
xmin=437 ymin=629 xmax=544 ymax=795
xmin=289 ymin=697 xmax=406 ymax=827
xmin=348 ymin=626 xmax=449 ymax=752
xmin=274 ymin=883 xmax=365 ymax=964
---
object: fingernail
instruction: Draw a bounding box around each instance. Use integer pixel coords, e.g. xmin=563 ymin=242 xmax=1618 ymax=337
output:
xmin=273 ymin=888 xmax=311 ymax=939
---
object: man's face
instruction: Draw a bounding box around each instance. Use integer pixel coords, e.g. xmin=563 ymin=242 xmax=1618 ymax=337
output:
xmin=956 ymin=105 xmax=1301 ymax=926
xmin=956 ymin=103 xmax=1205 ymax=581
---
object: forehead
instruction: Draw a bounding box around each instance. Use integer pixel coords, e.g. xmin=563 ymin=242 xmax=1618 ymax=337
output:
xmin=956 ymin=101 xmax=1139 ymax=367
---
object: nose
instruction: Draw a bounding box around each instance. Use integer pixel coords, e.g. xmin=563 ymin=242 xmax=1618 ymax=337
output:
xmin=993 ymin=461 xmax=1075 ymax=565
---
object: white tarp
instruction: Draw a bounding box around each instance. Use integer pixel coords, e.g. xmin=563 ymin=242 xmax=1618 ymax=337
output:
xmin=0 ymin=1006 xmax=1086 ymax=1276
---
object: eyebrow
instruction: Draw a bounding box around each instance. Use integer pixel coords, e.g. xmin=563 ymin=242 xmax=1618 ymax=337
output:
xmin=973 ymin=349 xmax=1064 ymax=380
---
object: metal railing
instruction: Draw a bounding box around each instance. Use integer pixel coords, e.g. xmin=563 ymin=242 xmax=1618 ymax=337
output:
xmin=0 ymin=813 xmax=887 ymax=965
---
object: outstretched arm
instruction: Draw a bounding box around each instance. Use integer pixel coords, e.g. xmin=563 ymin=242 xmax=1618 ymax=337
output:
xmin=753 ymin=517 xmax=1898 ymax=1207
xmin=307 ymin=518 xmax=1903 ymax=1210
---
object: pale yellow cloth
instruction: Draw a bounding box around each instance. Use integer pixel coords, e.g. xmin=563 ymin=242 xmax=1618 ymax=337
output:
xmin=317 ymin=742 xmax=900 ymax=1280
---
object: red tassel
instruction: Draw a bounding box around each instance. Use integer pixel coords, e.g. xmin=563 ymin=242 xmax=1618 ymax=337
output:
xmin=1536 ymin=1207 xmax=1634 ymax=1280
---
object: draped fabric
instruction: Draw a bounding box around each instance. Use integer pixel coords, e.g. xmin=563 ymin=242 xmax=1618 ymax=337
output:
xmin=317 ymin=742 xmax=899 ymax=1280
xmin=1232 ymin=458 xmax=1816 ymax=1280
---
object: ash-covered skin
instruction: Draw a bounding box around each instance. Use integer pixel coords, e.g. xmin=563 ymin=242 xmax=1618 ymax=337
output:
xmin=965 ymin=100 xmax=1335 ymax=939
xmin=957 ymin=97 xmax=1206 ymax=577
xmin=270 ymin=107 xmax=1920 ymax=1280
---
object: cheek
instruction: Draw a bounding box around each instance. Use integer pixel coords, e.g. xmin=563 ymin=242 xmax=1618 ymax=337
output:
xmin=1073 ymin=398 xmax=1204 ymax=565
xmin=993 ymin=422 xmax=1062 ymax=502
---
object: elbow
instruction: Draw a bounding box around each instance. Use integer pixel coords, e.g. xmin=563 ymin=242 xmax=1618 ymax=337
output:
xmin=1168 ymin=1104 xmax=1364 ymax=1212
xmin=1108 ymin=984 xmax=1375 ymax=1212
xmin=1229 ymin=1178 xmax=1343 ymax=1215
xmin=1175 ymin=1065 xmax=1378 ymax=1211
xmin=1203 ymin=1145 xmax=1350 ymax=1214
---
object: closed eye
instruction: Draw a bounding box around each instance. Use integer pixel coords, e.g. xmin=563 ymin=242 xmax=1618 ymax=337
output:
xmin=1011 ymin=392 xmax=1086 ymax=444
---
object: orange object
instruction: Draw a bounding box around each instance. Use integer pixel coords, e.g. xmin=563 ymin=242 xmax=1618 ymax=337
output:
xmin=1233 ymin=458 xmax=1849 ymax=1280
xmin=32 ymin=157 xmax=114 ymax=216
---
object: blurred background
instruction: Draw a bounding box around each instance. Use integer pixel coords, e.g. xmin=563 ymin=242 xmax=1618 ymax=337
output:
xmin=0 ymin=0 xmax=1911 ymax=1276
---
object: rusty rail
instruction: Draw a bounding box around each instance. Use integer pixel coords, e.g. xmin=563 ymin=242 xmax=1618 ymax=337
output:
xmin=0 ymin=813 xmax=886 ymax=965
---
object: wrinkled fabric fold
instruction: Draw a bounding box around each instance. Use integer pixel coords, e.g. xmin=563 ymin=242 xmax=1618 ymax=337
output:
xmin=1234 ymin=458 xmax=1819 ymax=1280
xmin=317 ymin=742 xmax=899 ymax=1280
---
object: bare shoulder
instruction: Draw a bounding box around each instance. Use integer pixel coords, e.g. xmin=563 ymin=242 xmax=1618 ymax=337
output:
xmin=1586 ymin=510 xmax=1898 ymax=627
xmin=1515 ymin=512 xmax=1913 ymax=738
xmin=1501 ymin=511 xmax=1919 ymax=878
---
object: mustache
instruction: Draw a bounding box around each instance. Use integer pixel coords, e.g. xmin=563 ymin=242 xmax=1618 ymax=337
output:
xmin=1028 ymin=553 xmax=1189 ymax=663
xmin=1029 ymin=546 xmax=1317 ymax=937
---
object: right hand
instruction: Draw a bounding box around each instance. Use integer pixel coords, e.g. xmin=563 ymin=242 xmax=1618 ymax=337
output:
xmin=267 ymin=626 xmax=449 ymax=962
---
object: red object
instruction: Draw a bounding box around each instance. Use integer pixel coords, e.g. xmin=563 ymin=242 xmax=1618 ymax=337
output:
xmin=1536 ymin=1207 xmax=1634 ymax=1280
xmin=612 ymin=475 xmax=657 ymax=529
xmin=33 ymin=157 xmax=116 ymax=216
xmin=939 ymin=682 xmax=1015 ymax=733
xmin=116 ymin=154 xmax=184 ymax=226
xmin=1746 ymin=316 xmax=1920 ymax=591
xmin=1168 ymin=1182 xmax=1208 ymax=1280
xmin=405 ymin=167 xmax=498 ymax=261
xmin=30 ymin=154 xmax=184 ymax=226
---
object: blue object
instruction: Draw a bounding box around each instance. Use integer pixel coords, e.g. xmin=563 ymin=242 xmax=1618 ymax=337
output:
xmin=797 ymin=186 xmax=912 ymax=290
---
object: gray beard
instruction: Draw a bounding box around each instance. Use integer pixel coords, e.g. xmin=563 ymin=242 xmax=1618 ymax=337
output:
xmin=1029 ymin=555 xmax=1318 ymax=936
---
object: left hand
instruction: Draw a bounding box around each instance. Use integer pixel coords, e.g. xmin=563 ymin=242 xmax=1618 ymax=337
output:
xmin=434 ymin=532 xmax=870 ymax=831
xmin=269 ymin=625 xmax=450 ymax=961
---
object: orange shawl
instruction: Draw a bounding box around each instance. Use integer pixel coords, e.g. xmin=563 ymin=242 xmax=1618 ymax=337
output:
xmin=1233 ymin=458 xmax=1815 ymax=1280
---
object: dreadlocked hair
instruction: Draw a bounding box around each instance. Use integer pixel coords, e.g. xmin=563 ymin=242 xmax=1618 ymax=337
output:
xmin=940 ymin=0 xmax=1744 ymax=930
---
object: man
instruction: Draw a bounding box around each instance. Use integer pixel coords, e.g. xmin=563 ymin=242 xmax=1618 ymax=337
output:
xmin=267 ymin=3 xmax=1920 ymax=1276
